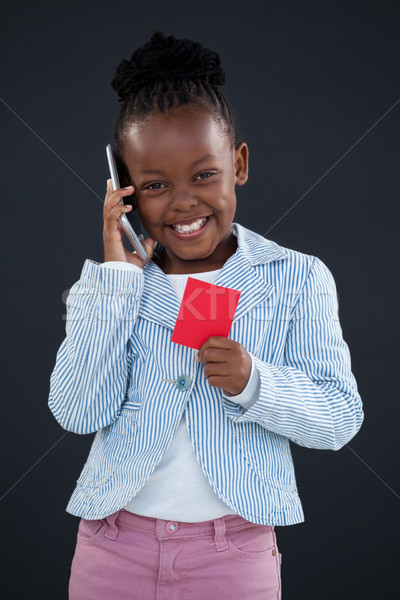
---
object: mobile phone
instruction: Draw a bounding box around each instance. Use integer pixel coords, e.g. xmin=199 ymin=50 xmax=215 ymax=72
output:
xmin=106 ymin=143 xmax=148 ymax=261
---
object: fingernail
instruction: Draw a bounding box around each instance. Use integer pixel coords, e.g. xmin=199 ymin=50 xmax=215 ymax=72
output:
xmin=195 ymin=354 xmax=200 ymax=361
xmin=123 ymin=186 xmax=133 ymax=189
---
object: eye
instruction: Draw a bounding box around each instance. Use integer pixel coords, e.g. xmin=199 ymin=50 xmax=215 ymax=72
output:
xmin=196 ymin=172 xmax=214 ymax=180
xmin=144 ymin=172 xmax=215 ymax=190
xmin=145 ymin=182 xmax=165 ymax=191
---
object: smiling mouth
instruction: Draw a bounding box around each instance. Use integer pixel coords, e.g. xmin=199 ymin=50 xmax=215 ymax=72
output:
xmin=169 ymin=216 xmax=209 ymax=233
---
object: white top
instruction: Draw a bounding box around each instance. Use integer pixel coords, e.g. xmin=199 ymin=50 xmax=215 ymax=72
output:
xmin=99 ymin=260 xmax=260 ymax=521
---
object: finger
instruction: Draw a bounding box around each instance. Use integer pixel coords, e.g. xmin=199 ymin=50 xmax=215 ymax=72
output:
xmin=111 ymin=188 xmax=134 ymax=209
xmin=197 ymin=339 xmax=233 ymax=362
xmin=104 ymin=183 xmax=135 ymax=208
xmin=104 ymin=179 xmax=116 ymax=205
xmin=142 ymin=237 xmax=155 ymax=259
xmin=126 ymin=237 xmax=155 ymax=266
xmin=105 ymin=178 xmax=132 ymax=194
xmin=105 ymin=203 xmax=133 ymax=229
xmin=199 ymin=347 xmax=231 ymax=364
xmin=206 ymin=374 xmax=232 ymax=389
xmin=199 ymin=336 xmax=235 ymax=353
xmin=204 ymin=362 xmax=232 ymax=378
xmin=105 ymin=195 xmax=134 ymax=220
xmin=108 ymin=202 xmax=133 ymax=217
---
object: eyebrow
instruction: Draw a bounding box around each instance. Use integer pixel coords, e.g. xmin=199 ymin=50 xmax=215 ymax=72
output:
xmin=139 ymin=154 xmax=216 ymax=175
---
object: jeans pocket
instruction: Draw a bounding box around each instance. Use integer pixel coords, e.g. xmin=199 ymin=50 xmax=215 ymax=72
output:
xmin=77 ymin=518 xmax=106 ymax=543
xmin=225 ymin=523 xmax=278 ymax=561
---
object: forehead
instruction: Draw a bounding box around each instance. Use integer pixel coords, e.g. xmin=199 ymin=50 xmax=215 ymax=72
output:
xmin=122 ymin=107 xmax=230 ymax=167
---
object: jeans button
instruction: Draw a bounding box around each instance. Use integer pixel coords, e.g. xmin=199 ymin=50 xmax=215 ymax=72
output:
xmin=166 ymin=521 xmax=178 ymax=532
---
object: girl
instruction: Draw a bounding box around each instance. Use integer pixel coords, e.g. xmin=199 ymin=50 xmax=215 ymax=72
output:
xmin=48 ymin=31 xmax=364 ymax=600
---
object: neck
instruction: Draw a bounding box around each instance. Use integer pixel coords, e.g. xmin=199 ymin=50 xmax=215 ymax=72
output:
xmin=155 ymin=228 xmax=238 ymax=275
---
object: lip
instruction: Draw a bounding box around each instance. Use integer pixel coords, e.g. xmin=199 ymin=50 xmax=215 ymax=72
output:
xmin=168 ymin=215 xmax=210 ymax=226
xmin=167 ymin=216 xmax=211 ymax=240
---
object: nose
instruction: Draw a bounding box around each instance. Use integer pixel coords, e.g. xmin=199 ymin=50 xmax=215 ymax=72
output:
xmin=170 ymin=188 xmax=198 ymax=211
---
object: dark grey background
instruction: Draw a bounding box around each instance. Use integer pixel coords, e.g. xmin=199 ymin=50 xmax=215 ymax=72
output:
xmin=1 ymin=1 xmax=399 ymax=598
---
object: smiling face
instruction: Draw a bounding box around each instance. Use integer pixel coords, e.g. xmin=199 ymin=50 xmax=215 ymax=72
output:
xmin=121 ymin=105 xmax=249 ymax=274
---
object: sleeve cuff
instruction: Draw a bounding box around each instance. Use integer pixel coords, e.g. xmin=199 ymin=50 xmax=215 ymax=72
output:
xmin=78 ymin=259 xmax=144 ymax=295
xmin=221 ymin=355 xmax=276 ymax=423
xmin=100 ymin=261 xmax=143 ymax=273
xmin=222 ymin=354 xmax=260 ymax=410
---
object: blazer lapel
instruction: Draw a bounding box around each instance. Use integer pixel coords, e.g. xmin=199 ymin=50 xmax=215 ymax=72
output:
xmin=212 ymin=249 xmax=276 ymax=323
xmin=139 ymin=261 xmax=182 ymax=330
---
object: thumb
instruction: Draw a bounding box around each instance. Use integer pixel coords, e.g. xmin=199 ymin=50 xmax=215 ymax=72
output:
xmin=143 ymin=237 xmax=156 ymax=259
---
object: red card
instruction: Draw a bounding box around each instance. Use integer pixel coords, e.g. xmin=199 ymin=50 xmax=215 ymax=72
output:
xmin=171 ymin=277 xmax=241 ymax=350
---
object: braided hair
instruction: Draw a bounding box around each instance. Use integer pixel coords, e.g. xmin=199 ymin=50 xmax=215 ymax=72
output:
xmin=111 ymin=31 xmax=242 ymax=156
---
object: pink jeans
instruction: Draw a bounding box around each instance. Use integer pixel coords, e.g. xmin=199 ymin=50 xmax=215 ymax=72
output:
xmin=68 ymin=508 xmax=282 ymax=599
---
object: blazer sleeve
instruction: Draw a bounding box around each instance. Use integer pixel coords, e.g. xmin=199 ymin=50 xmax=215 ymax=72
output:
xmin=223 ymin=256 xmax=364 ymax=450
xmin=48 ymin=259 xmax=144 ymax=434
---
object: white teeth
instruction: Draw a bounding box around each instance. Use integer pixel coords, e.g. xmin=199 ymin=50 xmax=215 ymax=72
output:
xmin=172 ymin=217 xmax=208 ymax=233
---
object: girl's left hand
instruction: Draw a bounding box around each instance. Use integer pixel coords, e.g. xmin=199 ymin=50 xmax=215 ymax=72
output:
xmin=195 ymin=337 xmax=252 ymax=396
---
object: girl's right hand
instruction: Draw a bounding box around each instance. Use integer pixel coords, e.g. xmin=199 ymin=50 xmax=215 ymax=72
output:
xmin=103 ymin=179 xmax=155 ymax=268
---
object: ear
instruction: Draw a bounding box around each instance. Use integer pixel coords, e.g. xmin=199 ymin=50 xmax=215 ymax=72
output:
xmin=234 ymin=142 xmax=249 ymax=186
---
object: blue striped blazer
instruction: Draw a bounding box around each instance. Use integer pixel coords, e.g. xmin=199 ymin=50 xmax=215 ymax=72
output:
xmin=48 ymin=222 xmax=364 ymax=525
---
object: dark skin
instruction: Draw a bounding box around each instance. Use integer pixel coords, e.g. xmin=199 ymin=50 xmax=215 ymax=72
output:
xmin=194 ymin=336 xmax=253 ymax=397
xmin=107 ymin=105 xmax=252 ymax=396
xmin=121 ymin=106 xmax=244 ymax=275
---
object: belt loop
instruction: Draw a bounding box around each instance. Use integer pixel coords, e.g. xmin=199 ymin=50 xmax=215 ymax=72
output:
xmin=104 ymin=509 xmax=120 ymax=541
xmin=213 ymin=516 xmax=229 ymax=552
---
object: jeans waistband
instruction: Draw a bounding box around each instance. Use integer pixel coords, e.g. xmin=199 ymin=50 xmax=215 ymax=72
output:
xmin=100 ymin=508 xmax=274 ymax=549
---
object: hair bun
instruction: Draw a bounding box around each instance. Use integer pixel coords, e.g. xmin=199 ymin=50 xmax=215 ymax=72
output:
xmin=111 ymin=31 xmax=226 ymax=102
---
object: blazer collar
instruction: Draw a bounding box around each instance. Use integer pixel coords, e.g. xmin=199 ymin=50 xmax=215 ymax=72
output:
xmin=139 ymin=222 xmax=288 ymax=331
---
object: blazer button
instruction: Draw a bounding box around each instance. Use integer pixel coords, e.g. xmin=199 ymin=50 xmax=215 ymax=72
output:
xmin=176 ymin=374 xmax=192 ymax=391
xmin=162 ymin=374 xmax=192 ymax=391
